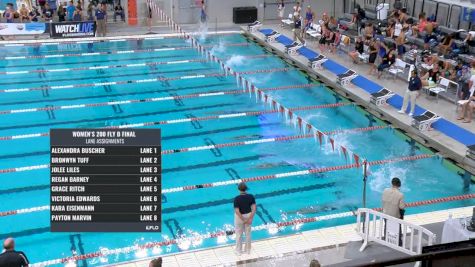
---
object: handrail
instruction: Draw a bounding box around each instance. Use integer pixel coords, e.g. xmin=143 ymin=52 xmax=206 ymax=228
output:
xmin=356 ymin=208 xmax=437 ymax=266
xmin=351 ymin=246 xmax=475 ymax=267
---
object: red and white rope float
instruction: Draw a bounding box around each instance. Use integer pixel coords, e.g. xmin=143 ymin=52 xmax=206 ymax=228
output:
xmin=0 ymin=102 xmax=348 ymax=142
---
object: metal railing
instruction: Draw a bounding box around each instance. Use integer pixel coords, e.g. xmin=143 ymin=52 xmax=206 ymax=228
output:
xmin=356 ymin=208 xmax=437 ymax=266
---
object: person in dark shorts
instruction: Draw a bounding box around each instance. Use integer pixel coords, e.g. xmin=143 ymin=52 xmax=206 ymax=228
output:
xmin=0 ymin=238 xmax=29 ymax=267
xmin=368 ymin=39 xmax=378 ymax=75
xmin=233 ymin=182 xmax=256 ymax=255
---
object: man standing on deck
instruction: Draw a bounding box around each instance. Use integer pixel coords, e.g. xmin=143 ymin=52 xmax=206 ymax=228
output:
xmin=234 ymin=182 xmax=256 ymax=255
xmin=382 ymin=177 xmax=406 ymax=245
xmin=0 ymin=238 xmax=29 ymax=267
xmin=95 ymin=3 xmax=107 ymax=37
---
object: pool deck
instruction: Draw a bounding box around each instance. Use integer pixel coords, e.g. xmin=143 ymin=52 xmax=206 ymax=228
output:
xmin=113 ymin=205 xmax=474 ymax=267
xmin=241 ymin=23 xmax=475 ymax=175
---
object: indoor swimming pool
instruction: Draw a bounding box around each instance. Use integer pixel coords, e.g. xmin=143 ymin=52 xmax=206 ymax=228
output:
xmin=0 ymin=33 xmax=474 ymax=266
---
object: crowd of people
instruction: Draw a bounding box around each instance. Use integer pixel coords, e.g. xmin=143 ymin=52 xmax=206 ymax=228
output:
xmin=277 ymin=1 xmax=475 ymax=122
xmin=1 ymin=1 xmax=125 ymax=23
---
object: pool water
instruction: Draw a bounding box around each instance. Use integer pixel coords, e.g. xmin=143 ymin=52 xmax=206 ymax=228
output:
xmin=0 ymin=33 xmax=474 ymax=266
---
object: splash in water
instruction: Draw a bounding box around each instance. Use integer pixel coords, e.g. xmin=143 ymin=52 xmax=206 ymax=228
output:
xmin=369 ymin=164 xmax=409 ymax=193
xmin=210 ymin=40 xmax=226 ymax=55
xmin=225 ymin=55 xmax=246 ymax=68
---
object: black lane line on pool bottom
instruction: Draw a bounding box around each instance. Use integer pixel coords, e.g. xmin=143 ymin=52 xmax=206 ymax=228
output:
xmin=225 ymin=168 xmax=241 ymax=180
xmin=0 ymin=102 xmax=239 ymax=131
xmin=161 ymin=182 xmax=336 ymax=214
xmin=163 ymin=218 xmax=184 ymax=240
xmin=255 ymin=204 xmax=276 ymax=224
xmin=0 ymin=227 xmax=50 ymax=239
xmin=0 ymin=122 xmax=282 ymax=160
xmin=204 ymin=138 xmax=222 ymax=157
xmin=0 ymin=184 xmax=50 ymax=195
xmin=69 ymin=234 xmax=88 ymax=267
xmin=0 ymin=82 xmax=234 ymax=106
xmin=0 ymin=66 xmax=215 ymax=86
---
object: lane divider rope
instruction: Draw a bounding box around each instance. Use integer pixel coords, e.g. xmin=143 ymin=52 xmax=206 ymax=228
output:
xmin=0 ymin=125 xmax=386 ymax=176
xmin=0 ymin=42 xmax=250 ymax=60
xmin=0 ymin=102 xmax=349 ymax=142
xmin=161 ymin=154 xmax=434 ymax=193
xmin=0 ymin=54 xmax=273 ymax=75
xmin=0 ymin=67 xmax=289 ymax=94
xmin=0 ymin=82 xmax=314 ymax=115
xmin=28 ymin=191 xmax=475 ymax=266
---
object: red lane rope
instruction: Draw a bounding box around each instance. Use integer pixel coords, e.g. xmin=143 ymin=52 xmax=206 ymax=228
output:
xmin=162 ymin=154 xmax=435 ymax=193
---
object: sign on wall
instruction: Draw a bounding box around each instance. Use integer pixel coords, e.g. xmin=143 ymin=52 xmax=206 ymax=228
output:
xmin=0 ymin=22 xmax=46 ymax=35
xmin=50 ymin=21 xmax=96 ymax=38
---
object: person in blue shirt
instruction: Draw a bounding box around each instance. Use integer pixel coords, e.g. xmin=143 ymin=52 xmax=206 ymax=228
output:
xmin=95 ymin=3 xmax=107 ymax=37
xmin=399 ymin=70 xmax=422 ymax=116
xmin=67 ymin=1 xmax=76 ymax=21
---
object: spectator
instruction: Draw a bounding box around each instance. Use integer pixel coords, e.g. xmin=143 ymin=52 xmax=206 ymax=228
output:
xmin=38 ymin=0 xmax=46 ymax=9
xmin=399 ymin=8 xmax=408 ymax=23
xmin=459 ymin=65 xmax=472 ymax=100
xmin=200 ymin=0 xmax=206 ymax=24
xmin=149 ymin=257 xmax=162 ymax=267
xmin=67 ymin=1 xmax=76 ymax=21
xmin=73 ymin=6 xmax=83 ymax=21
xmin=114 ymin=3 xmax=125 ymax=22
xmin=363 ymin=23 xmax=374 ymax=41
xmin=330 ymin=30 xmax=342 ymax=54
xmin=309 ymin=259 xmax=321 ymax=267
xmin=95 ymin=3 xmax=107 ymax=37
xmin=29 ymin=7 xmax=40 ymax=22
xmin=277 ymin=0 xmax=284 ymax=27
xmin=349 ymin=36 xmax=364 ymax=64
xmin=293 ymin=1 xmax=301 ymax=17
xmin=377 ymin=47 xmax=396 ymax=78
xmin=395 ymin=26 xmax=407 ymax=58
xmin=19 ymin=4 xmax=29 ymax=22
xmin=87 ymin=2 xmax=94 ymax=20
xmin=57 ymin=4 xmax=66 ymax=22
xmin=302 ymin=5 xmax=314 ymax=39
xmin=421 ymin=61 xmax=442 ymax=87
xmin=4 ymin=5 xmax=15 ymax=23
xmin=457 ymin=93 xmax=475 ymax=123
xmin=234 ymin=182 xmax=256 ymax=255
xmin=292 ymin=13 xmax=305 ymax=45
xmin=321 ymin=11 xmax=329 ymax=25
xmin=42 ymin=3 xmax=53 ymax=22
xmin=438 ymin=33 xmax=455 ymax=56
xmin=463 ymin=30 xmax=475 ymax=47
xmin=367 ymin=39 xmax=378 ymax=75
xmin=0 ymin=237 xmax=29 ymax=267
xmin=392 ymin=18 xmax=402 ymax=39
xmin=399 ymin=69 xmax=422 ymax=116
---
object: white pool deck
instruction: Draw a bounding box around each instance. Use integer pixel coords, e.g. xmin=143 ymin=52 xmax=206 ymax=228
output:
xmin=114 ymin=206 xmax=474 ymax=267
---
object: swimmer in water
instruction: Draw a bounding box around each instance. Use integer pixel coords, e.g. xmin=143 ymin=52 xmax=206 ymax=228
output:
xmin=233 ymin=134 xmax=265 ymax=140
xmin=249 ymin=161 xmax=294 ymax=170
xmin=286 ymin=205 xmax=338 ymax=215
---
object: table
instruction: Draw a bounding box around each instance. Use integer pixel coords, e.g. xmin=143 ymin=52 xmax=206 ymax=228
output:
xmin=441 ymin=217 xmax=475 ymax=244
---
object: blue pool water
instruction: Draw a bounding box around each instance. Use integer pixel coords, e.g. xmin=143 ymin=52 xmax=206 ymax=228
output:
xmin=0 ymin=34 xmax=474 ymax=266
